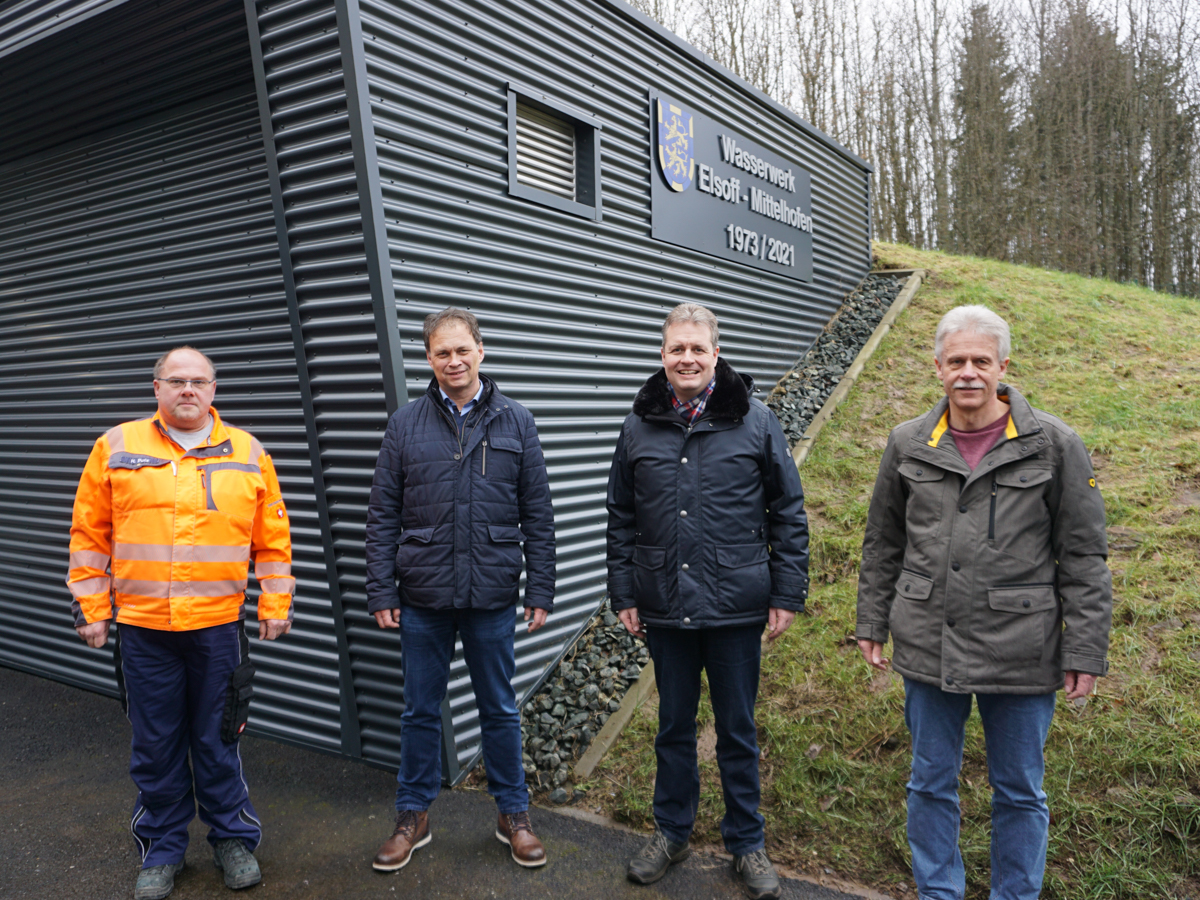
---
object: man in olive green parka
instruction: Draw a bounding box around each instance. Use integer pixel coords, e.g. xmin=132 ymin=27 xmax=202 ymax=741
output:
xmin=856 ymin=305 xmax=1111 ymax=900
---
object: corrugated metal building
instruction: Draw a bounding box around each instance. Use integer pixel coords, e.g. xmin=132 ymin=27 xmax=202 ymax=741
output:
xmin=0 ymin=0 xmax=871 ymax=778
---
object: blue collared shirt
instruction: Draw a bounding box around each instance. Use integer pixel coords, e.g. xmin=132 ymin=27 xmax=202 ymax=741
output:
xmin=439 ymin=381 xmax=484 ymax=432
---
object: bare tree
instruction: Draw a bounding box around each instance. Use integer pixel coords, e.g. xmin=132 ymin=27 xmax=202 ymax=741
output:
xmin=691 ymin=0 xmax=792 ymax=101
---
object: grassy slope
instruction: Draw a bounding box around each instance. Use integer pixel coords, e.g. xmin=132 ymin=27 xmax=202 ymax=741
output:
xmin=589 ymin=243 xmax=1200 ymax=899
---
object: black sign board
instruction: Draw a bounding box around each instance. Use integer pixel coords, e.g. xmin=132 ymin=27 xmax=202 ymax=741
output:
xmin=650 ymin=95 xmax=814 ymax=282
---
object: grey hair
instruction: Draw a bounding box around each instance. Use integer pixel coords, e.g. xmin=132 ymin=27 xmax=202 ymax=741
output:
xmin=154 ymin=346 xmax=216 ymax=380
xmin=423 ymin=307 xmax=482 ymax=350
xmin=661 ymin=303 xmax=719 ymax=347
xmin=934 ymin=305 xmax=1010 ymax=362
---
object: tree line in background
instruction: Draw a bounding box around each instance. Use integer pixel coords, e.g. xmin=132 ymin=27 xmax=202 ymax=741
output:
xmin=632 ymin=0 xmax=1200 ymax=296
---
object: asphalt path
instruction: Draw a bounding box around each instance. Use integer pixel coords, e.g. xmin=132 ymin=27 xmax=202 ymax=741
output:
xmin=1 ymin=666 xmax=861 ymax=900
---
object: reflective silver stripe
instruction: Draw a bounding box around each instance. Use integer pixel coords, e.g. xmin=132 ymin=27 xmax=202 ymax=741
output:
xmin=130 ymin=806 xmax=149 ymax=862
xmin=105 ymin=424 xmax=125 ymax=455
xmin=254 ymin=561 xmax=291 ymax=578
xmin=113 ymin=579 xmax=170 ymax=598
xmin=67 ymin=576 xmax=111 ymax=599
xmin=249 ymin=437 xmax=265 ymax=466
xmin=69 ymin=550 xmax=111 ymax=571
xmin=185 ymin=578 xmax=247 ymax=597
xmin=113 ymin=543 xmax=174 ymax=562
xmin=114 ymin=578 xmax=248 ymax=598
xmin=191 ymin=545 xmax=251 ymax=563
xmin=114 ymin=543 xmax=251 ymax=563
xmin=258 ymin=577 xmax=295 ymax=595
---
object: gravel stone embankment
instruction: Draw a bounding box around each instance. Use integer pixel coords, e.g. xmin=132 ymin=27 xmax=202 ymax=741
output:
xmin=521 ymin=602 xmax=647 ymax=803
xmin=767 ymin=273 xmax=902 ymax=446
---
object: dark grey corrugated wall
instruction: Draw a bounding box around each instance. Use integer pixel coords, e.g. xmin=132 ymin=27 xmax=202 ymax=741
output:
xmin=243 ymin=0 xmax=413 ymax=762
xmin=0 ymin=0 xmax=255 ymax=167
xmin=2 ymin=0 xmax=870 ymax=780
xmin=358 ymin=0 xmax=871 ymax=774
xmin=0 ymin=91 xmax=345 ymax=752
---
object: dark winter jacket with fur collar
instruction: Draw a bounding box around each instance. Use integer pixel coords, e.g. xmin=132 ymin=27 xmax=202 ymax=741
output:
xmin=606 ymin=357 xmax=810 ymax=629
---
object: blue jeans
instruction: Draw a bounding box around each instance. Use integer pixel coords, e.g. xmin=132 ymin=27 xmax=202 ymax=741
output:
xmin=117 ymin=623 xmax=261 ymax=867
xmin=903 ymin=678 xmax=1056 ymax=900
xmin=645 ymin=624 xmax=764 ymax=856
xmin=396 ymin=606 xmax=527 ymax=814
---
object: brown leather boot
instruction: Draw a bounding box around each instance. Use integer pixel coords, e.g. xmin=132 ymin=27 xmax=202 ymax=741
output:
xmin=372 ymin=809 xmax=430 ymax=871
xmin=495 ymin=811 xmax=547 ymax=867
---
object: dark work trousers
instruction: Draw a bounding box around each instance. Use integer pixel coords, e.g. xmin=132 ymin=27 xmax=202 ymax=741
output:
xmin=118 ymin=622 xmax=262 ymax=867
xmin=645 ymin=624 xmax=765 ymax=856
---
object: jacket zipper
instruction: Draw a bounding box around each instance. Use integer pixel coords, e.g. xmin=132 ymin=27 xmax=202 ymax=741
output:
xmin=988 ymin=480 xmax=997 ymax=540
xmin=437 ymin=399 xmax=487 ymax=464
xmin=436 ymin=403 xmax=466 ymax=459
xmin=170 ymin=459 xmax=178 ymax=626
xmin=482 ymin=440 xmax=487 ymax=475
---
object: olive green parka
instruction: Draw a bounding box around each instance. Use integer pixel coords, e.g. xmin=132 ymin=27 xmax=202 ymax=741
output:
xmin=856 ymin=385 xmax=1111 ymax=694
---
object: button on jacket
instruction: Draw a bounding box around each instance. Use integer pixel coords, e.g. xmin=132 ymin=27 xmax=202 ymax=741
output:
xmin=856 ymin=384 xmax=1112 ymax=694
xmin=364 ymin=374 xmax=556 ymax=613
xmin=67 ymin=408 xmax=295 ymax=631
xmin=606 ymin=358 xmax=810 ymax=629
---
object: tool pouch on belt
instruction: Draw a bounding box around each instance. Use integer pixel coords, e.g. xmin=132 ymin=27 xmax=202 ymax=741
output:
xmin=220 ymin=627 xmax=255 ymax=743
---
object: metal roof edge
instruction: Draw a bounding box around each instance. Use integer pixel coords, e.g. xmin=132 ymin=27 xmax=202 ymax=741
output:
xmin=592 ymin=0 xmax=873 ymax=175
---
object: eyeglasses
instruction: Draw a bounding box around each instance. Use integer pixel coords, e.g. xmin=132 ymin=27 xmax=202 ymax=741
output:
xmin=156 ymin=378 xmax=215 ymax=390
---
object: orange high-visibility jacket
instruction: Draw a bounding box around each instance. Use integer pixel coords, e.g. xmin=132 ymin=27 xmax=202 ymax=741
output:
xmin=67 ymin=407 xmax=294 ymax=631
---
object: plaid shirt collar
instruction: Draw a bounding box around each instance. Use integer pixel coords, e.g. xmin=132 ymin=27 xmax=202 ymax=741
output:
xmin=668 ymin=377 xmax=717 ymax=426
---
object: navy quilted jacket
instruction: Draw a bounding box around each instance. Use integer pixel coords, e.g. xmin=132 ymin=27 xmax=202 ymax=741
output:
xmin=606 ymin=358 xmax=809 ymax=629
xmin=365 ymin=374 xmax=556 ymax=613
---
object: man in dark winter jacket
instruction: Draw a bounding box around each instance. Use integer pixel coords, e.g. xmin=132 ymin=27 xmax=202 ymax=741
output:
xmin=607 ymin=303 xmax=809 ymax=900
xmin=856 ymin=305 xmax=1111 ymax=900
xmin=365 ymin=308 xmax=555 ymax=872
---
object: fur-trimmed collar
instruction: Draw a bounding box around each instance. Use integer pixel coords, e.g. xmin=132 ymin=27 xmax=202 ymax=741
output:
xmin=632 ymin=357 xmax=753 ymax=421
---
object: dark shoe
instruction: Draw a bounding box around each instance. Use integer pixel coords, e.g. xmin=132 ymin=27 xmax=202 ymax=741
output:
xmin=133 ymin=863 xmax=185 ymax=900
xmin=372 ymin=809 xmax=431 ymax=871
xmin=733 ymin=848 xmax=782 ymax=899
xmin=495 ymin=811 xmax=547 ymax=867
xmin=212 ymin=838 xmax=262 ymax=890
xmin=626 ymin=828 xmax=690 ymax=885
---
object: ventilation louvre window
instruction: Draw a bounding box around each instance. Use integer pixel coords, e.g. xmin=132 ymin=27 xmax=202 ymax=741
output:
xmin=515 ymin=102 xmax=576 ymax=200
xmin=507 ymin=85 xmax=601 ymax=221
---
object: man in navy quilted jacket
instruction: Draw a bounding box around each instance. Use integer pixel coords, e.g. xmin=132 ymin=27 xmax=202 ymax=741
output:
xmin=607 ymin=303 xmax=809 ymax=900
xmin=365 ymin=307 xmax=556 ymax=871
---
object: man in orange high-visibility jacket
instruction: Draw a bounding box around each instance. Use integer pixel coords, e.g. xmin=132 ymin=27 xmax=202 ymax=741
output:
xmin=68 ymin=346 xmax=294 ymax=900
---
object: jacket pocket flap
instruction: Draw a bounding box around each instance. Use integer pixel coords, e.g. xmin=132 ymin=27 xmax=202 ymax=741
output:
xmin=488 ymin=436 xmax=522 ymax=453
xmin=989 ymin=584 xmax=1056 ymax=613
xmin=899 ymin=462 xmax=944 ymax=482
xmin=715 ymin=543 xmax=770 ymax=568
xmin=896 ymin=571 xmax=934 ymax=600
xmin=633 ymin=545 xmax=666 ymax=569
xmin=487 ymin=524 xmax=526 ymax=543
xmin=995 ymin=467 xmax=1053 ymax=488
xmin=398 ymin=526 xmax=435 ymax=544
xmin=108 ymin=452 xmax=172 ymax=471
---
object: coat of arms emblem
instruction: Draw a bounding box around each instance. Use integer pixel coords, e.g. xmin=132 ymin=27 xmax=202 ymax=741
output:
xmin=656 ymin=99 xmax=694 ymax=192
